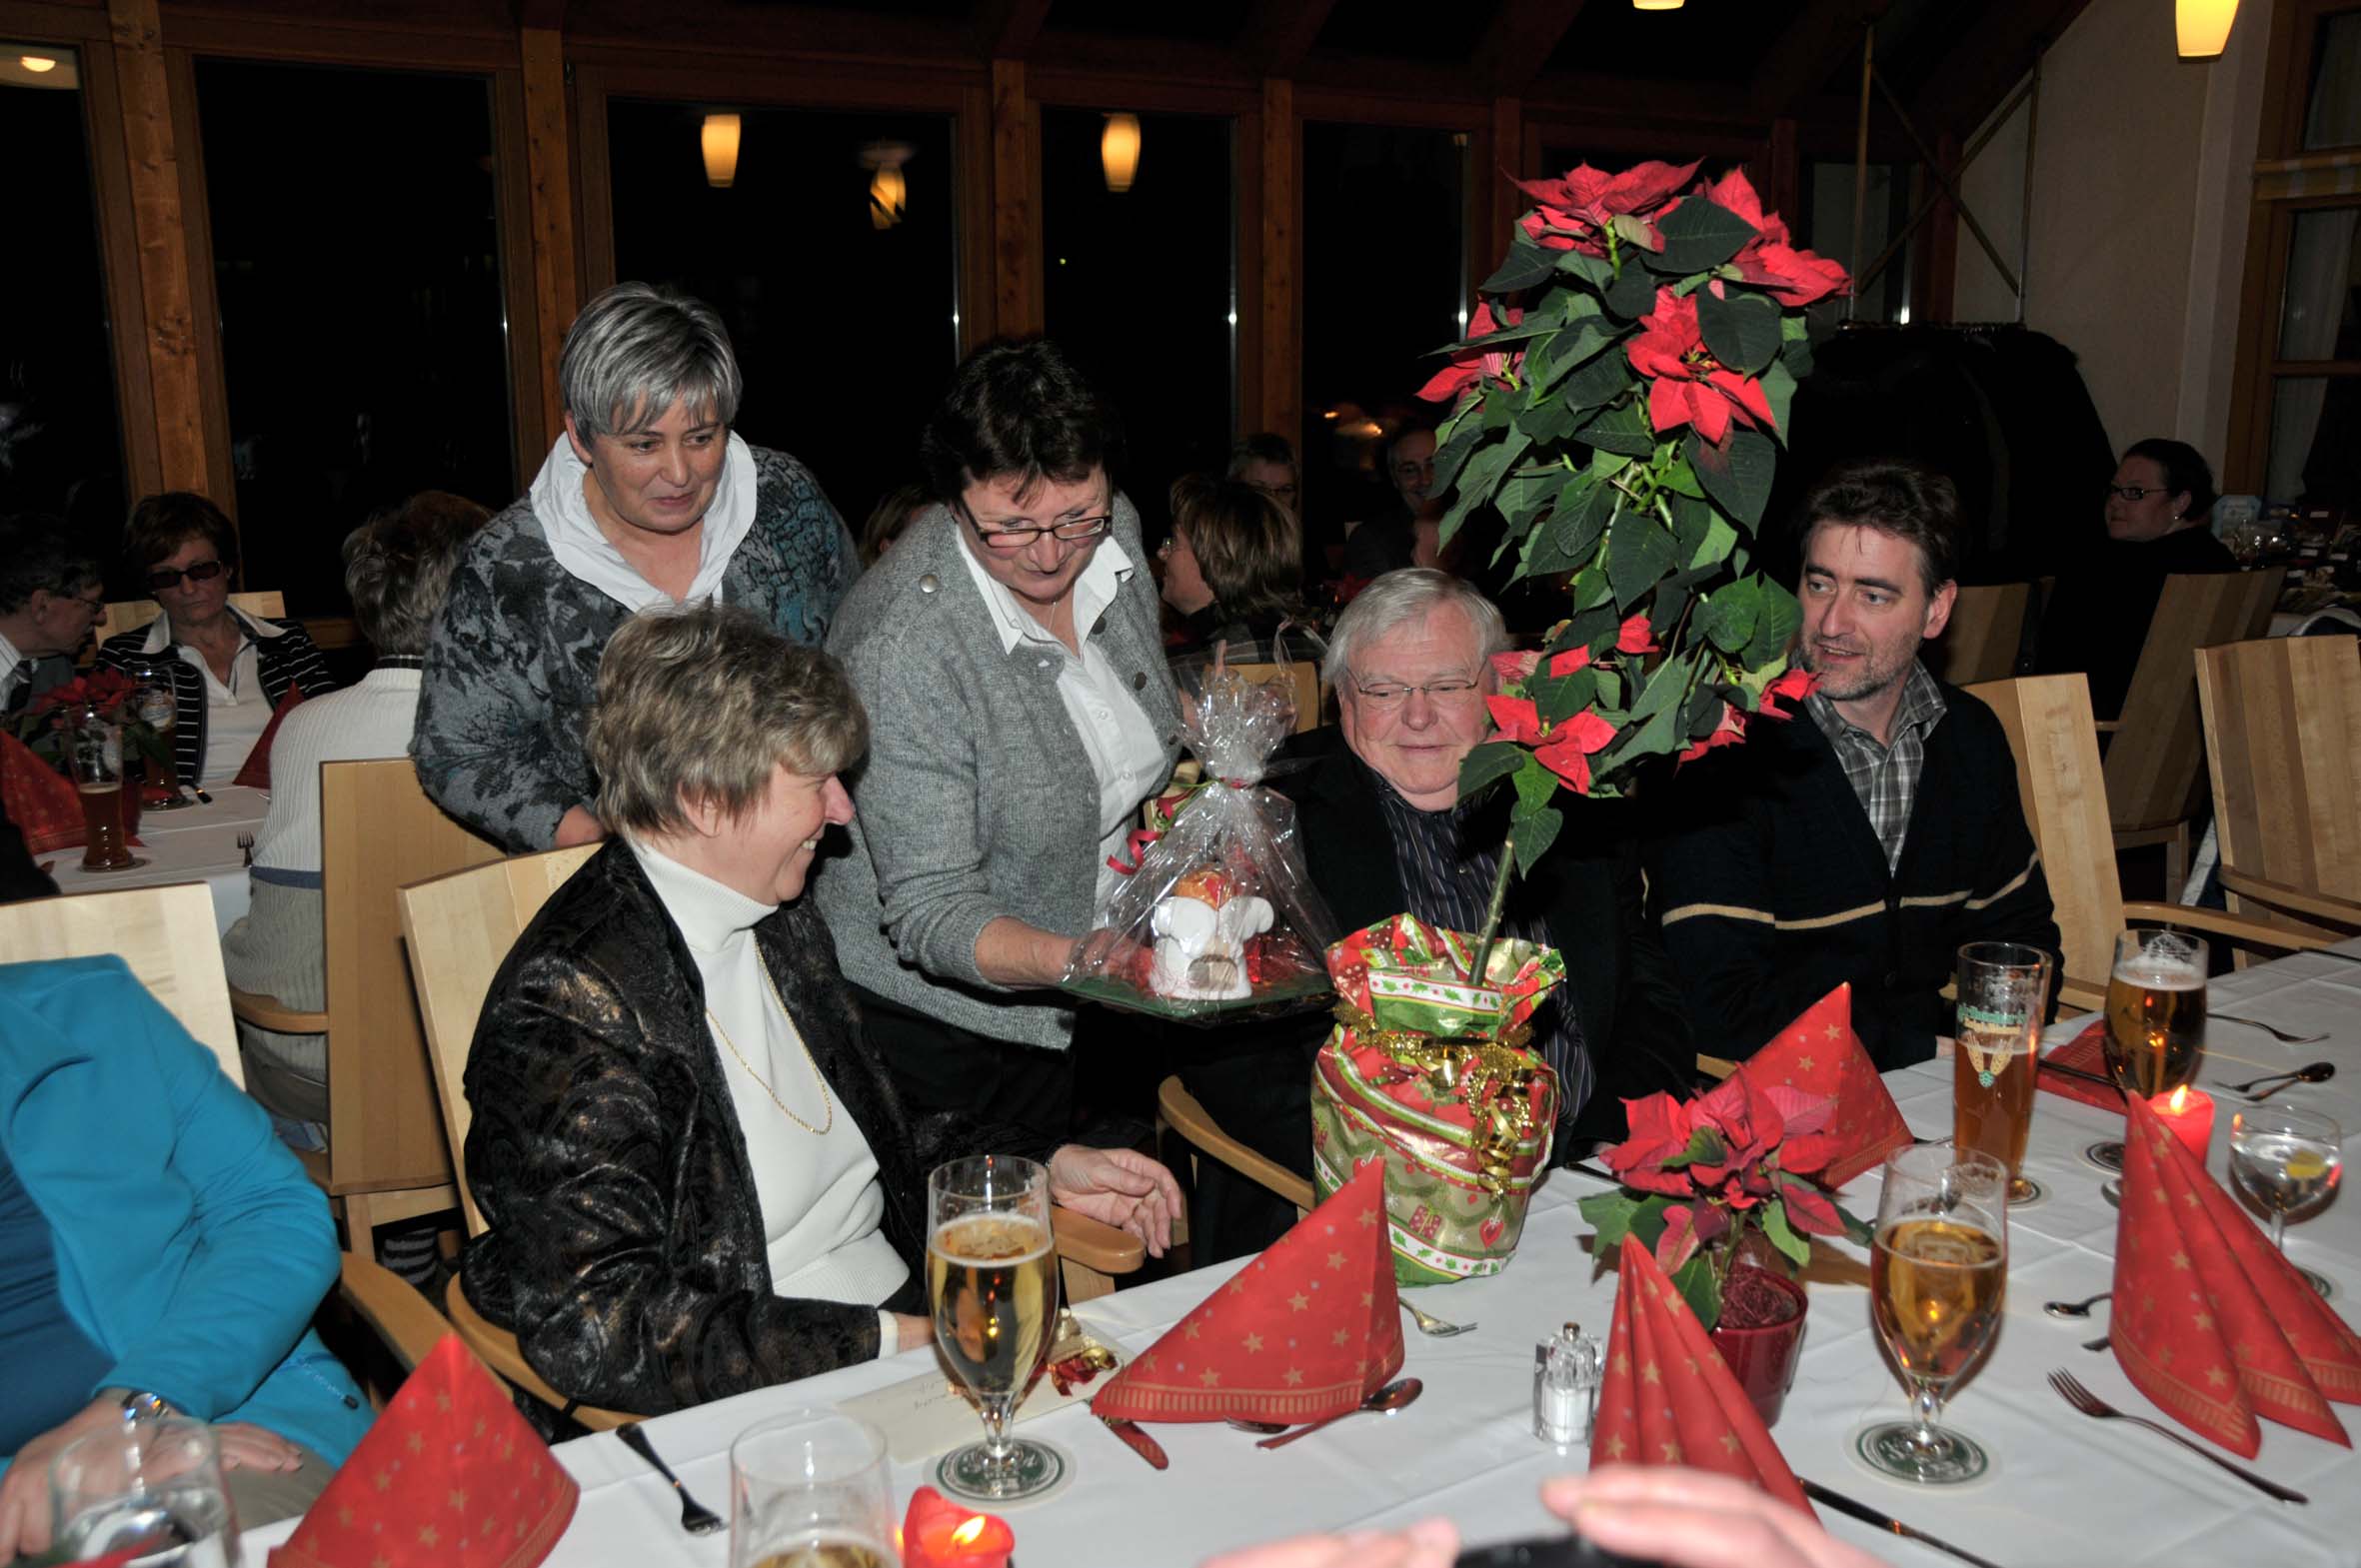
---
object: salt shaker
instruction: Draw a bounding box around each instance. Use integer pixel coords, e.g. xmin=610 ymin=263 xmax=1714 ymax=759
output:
xmin=1532 ymin=1322 xmax=1602 ymax=1447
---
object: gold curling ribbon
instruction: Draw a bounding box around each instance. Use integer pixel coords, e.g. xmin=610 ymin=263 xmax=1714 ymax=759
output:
xmin=1331 ymin=1001 xmax=1548 ymax=1195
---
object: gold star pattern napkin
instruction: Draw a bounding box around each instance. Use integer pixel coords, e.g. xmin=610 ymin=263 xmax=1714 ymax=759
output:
xmin=1731 ymin=984 xmax=1912 ymax=1188
xmin=1090 ymin=1158 xmax=1403 ymax=1423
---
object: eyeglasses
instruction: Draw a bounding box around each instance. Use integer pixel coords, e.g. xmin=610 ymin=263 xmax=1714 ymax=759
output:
xmin=2105 ymin=485 xmax=2175 ymax=503
xmin=1349 ymin=677 xmax=1482 ymax=710
xmin=966 ymin=512 xmax=1114 ymax=551
xmin=145 ymin=560 xmax=227 ymax=592
xmin=1157 ymin=532 xmax=1190 ymax=560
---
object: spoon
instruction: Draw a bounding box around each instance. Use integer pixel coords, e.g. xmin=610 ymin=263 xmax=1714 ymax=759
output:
xmin=1226 ymin=1377 xmax=1422 ymax=1439
xmin=2218 ymin=1061 xmax=2337 ymax=1099
xmin=2044 ymin=1291 xmax=2111 ymax=1319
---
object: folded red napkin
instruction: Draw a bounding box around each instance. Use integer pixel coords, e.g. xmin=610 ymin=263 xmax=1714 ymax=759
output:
xmin=2112 ymin=1091 xmax=2361 ymax=1457
xmin=1731 ymin=985 xmax=1912 ymax=1187
xmin=1091 ymin=1158 xmax=1403 ymax=1424
xmin=1592 ymin=1235 xmax=1812 ymax=1513
xmin=1 ymin=732 xmax=144 ymax=855
xmin=2036 ymin=1017 xmax=2120 ymax=1112
xmin=232 ymin=685 xmax=307 ymax=790
xmin=268 ymin=1335 xmax=577 ymax=1567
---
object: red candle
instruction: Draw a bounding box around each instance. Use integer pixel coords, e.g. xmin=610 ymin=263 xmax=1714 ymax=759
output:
xmin=902 ymin=1485 xmax=1015 ymax=1568
xmin=2153 ymin=1084 xmax=2215 ymax=1160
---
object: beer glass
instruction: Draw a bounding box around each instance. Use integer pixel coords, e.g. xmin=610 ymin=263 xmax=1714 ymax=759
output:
xmin=2104 ymin=929 xmax=2208 ymax=1098
xmin=1951 ymin=941 xmax=2051 ymax=1204
xmin=51 ymin=1417 xmax=242 ymax=1567
xmin=1862 ymin=1147 xmax=2008 ymax=1486
xmin=728 ymin=1409 xmax=896 ymax=1568
xmin=68 ymin=704 xmax=137 ymax=870
xmin=127 ymin=658 xmax=186 ymax=807
xmin=928 ymin=1153 xmax=1060 ymax=1502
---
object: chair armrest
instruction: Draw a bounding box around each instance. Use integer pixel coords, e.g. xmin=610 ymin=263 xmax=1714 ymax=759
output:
xmin=1156 ymin=1075 xmax=1316 ymax=1213
xmin=337 ymin=1250 xmax=452 ymax=1374
xmin=1050 ymin=1205 xmax=1146 ymax=1277
xmin=2058 ymin=979 xmax=2108 ymax=1014
xmin=445 ymin=1271 xmax=638 ymax=1431
xmin=2215 ymin=869 xmax=2361 ymax=930
xmin=2122 ymin=898 xmax=2339 ymax=952
xmin=230 ymin=985 xmax=328 ymax=1034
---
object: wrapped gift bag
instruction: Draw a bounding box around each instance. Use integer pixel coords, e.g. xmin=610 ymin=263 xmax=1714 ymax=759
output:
xmin=1308 ymin=913 xmax=1563 ymax=1285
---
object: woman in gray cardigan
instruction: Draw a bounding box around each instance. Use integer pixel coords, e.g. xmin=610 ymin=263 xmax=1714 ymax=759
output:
xmin=814 ymin=341 xmax=1180 ymax=1138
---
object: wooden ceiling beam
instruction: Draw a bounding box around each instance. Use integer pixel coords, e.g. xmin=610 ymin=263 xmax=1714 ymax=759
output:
xmin=973 ymin=0 xmax=1053 ymax=60
xmin=1231 ymin=0 xmax=1338 ymax=79
xmin=1747 ymin=0 xmax=1885 ymax=118
xmin=1471 ymin=0 xmax=1587 ymax=99
xmin=514 ymin=0 xmax=566 ymax=30
xmin=1911 ymin=0 xmax=2092 ymax=137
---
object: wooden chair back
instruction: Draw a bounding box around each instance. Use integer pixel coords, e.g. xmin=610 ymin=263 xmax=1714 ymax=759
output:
xmin=1932 ymin=583 xmax=2030 ymax=686
xmin=96 ymin=590 xmax=288 ymax=651
xmin=0 ymin=882 xmax=241 ymax=1083
xmin=398 ymin=845 xmax=600 ymax=1237
xmin=2102 ymin=571 xmax=2283 ymax=834
xmin=2195 ymin=636 xmax=2361 ymax=913
xmin=1225 ymin=660 xmax=1325 ymax=734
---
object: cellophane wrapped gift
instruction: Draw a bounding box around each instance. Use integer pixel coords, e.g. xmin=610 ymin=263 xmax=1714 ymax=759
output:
xmin=1061 ymin=658 xmax=1338 ymax=1022
xmin=1309 ymin=913 xmax=1564 ymax=1285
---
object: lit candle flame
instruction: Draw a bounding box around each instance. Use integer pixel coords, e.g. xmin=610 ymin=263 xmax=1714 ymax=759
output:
xmin=2168 ymin=1085 xmax=2190 ymax=1112
xmin=952 ymin=1516 xmax=988 ymax=1549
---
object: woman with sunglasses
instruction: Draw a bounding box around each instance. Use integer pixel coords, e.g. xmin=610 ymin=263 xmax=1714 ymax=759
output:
xmin=97 ymin=493 xmax=335 ymax=789
xmin=814 ymin=340 xmax=1180 ymax=1141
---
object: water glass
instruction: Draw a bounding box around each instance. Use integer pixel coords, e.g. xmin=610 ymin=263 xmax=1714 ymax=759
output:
xmin=50 ymin=1417 xmax=242 ymax=1567
xmin=728 ymin=1408 xmax=897 ymax=1568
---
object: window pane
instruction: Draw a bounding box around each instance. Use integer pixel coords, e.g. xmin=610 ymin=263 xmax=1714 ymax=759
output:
xmin=1043 ymin=107 xmax=1233 ymax=532
xmin=1800 ymin=160 xmax=1914 ymax=325
xmin=2278 ymin=208 xmax=2361 ymax=359
xmin=2305 ymin=11 xmax=2361 ymax=150
xmin=195 ymin=59 xmax=515 ymax=615
xmin=608 ymin=102 xmax=958 ymax=535
xmin=0 ymin=46 xmax=128 ymax=542
xmin=1300 ymin=123 xmax=1465 ymax=567
xmin=2266 ymin=374 xmax=2361 ymax=504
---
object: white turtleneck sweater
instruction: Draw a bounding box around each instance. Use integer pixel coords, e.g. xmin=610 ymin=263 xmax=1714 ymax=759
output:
xmin=628 ymin=838 xmax=908 ymax=1355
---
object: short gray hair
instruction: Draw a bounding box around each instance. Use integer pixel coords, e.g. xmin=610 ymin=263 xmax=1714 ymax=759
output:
xmin=342 ymin=491 xmax=491 ymax=656
xmin=588 ymin=605 xmax=867 ymax=838
xmin=560 ymin=282 xmax=743 ymax=442
xmin=1323 ymin=568 xmax=1509 ymax=691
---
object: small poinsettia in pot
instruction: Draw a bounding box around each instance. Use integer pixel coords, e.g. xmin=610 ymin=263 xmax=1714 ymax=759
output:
xmin=1579 ymin=1072 xmax=1871 ymax=1426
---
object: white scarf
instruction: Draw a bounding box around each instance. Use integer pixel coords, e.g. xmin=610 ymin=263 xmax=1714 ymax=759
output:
xmin=529 ymin=430 xmax=759 ymax=612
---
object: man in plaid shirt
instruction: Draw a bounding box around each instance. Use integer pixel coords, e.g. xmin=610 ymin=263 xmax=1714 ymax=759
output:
xmin=1647 ymin=461 xmax=2060 ymax=1070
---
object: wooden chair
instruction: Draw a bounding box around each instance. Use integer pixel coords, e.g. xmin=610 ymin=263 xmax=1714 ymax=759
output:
xmin=0 ymin=882 xmax=242 ymax=1085
xmin=1931 ymin=583 xmax=2030 ymax=686
xmin=2195 ymin=636 xmax=2361 ymax=932
xmin=1227 ymin=660 xmax=1325 ymax=734
xmin=229 ymin=760 xmax=504 ymax=1258
xmin=2098 ymin=571 xmax=2283 ymax=893
xmin=95 ymin=590 xmax=287 ymax=651
xmin=1963 ymin=674 xmax=2332 ymax=1010
xmin=1157 ymin=1074 xmax=1313 ymax=1217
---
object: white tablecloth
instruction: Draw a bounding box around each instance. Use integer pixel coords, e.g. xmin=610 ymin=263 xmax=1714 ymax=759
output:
xmin=46 ymin=785 xmax=268 ymax=934
xmin=246 ymin=940 xmax=2361 ymax=1567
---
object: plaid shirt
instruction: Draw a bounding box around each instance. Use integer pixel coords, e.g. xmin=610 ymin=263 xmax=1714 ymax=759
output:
xmin=1804 ymin=660 xmax=1948 ymax=872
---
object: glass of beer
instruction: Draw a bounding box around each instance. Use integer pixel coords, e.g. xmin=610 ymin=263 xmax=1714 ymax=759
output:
xmin=1952 ymin=941 xmax=2051 ymax=1204
xmin=68 ymin=707 xmax=137 ymax=871
xmin=928 ymin=1153 xmax=1060 ymax=1503
xmin=727 ymin=1409 xmax=895 ymax=1568
xmin=1862 ymin=1146 xmax=2008 ymax=1486
xmin=2104 ymin=929 xmax=2208 ymax=1098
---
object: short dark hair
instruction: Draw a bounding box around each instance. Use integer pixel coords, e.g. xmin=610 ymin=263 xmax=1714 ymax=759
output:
xmin=920 ymin=338 xmax=1123 ymax=508
xmin=342 ymin=491 xmax=492 ymax=656
xmin=124 ymin=491 xmax=238 ymax=575
xmin=859 ymin=482 xmax=930 ymax=568
xmin=1227 ymin=433 xmax=1296 ymax=478
xmin=1170 ymin=474 xmax=1302 ymax=622
xmin=1798 ymin=460 xmax=1960 ymax=595
xmin=0 ymin=513 xmax=102 ymax=617
xmin=2121 ymin=438 xmax=2217 ymax=522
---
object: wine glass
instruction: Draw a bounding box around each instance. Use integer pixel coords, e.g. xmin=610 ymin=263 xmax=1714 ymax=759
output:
xmin=2230 ymin=1103 xmax=2344 ymax=1294
xmin=928 ymin=1153 xmax=1062 ymax=1503
xmin=727 ymin=1409 xmax=895 ymax=1568
xmin=50 ymin=1417 xmax=242 ymax=1567
xmin=1861 ymin=1146 xmax=2009 ymax=1486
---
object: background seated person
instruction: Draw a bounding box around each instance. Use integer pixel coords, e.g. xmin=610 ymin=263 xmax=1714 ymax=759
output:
xmin=0 ymin=954 xmax=372 ymax=1559
xmin=97 ymin=492 xmax=336 ymax=790
xmin=461 ymin=606 xmax=1178 ymax=1415
xmin=0 ymin=513 xmax=106 ymax=720
xmin=1161 ymin=473 xmax=1322 ymax=665
xmin=2035 ymin=438 xmax=2237 ymax=722
xmin=221 ymin=491 xmax=492 ymax=1150
xmin=1648 ymin=460 xmax=2060 ymax=1071
xmin=1181 ymin=570 xmax=1692 ymax=1261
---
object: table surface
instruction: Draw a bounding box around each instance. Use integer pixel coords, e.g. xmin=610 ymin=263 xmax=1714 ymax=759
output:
xmin=247 ymin=940 xmax=2361 ymax=1568
xmin=46 ymin=784 xmax=267 ymax=934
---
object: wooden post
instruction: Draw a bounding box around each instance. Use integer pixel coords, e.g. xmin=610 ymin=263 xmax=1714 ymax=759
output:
xmin=106 ymin=0 xmax=209 ymax=497
xmin=520 ymin=25 xmax=578 ymax=445
xmin=1921 ymin=129 xmax=1960 ymax=324
xmin=1257 ymin=78 xmax=1298 ymax=455
xmin=991 ymin=58 xmax=1041 ymax=337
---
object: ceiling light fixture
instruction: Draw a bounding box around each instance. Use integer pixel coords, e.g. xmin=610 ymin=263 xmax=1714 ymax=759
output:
xmin=701 ymin=113 xmax=741 ymax=188
xmin=21 ymin=54 xmax=58 ymax=72
xmin=2176 ymin=0 xmax=2237 ymax=59
xmin=1632 ymin=0 xmax=1684 ymax=10
xmin=861 ymin=140 xmax=915 ymax=230
xmin=1102 ymin=113 xmax=1141 ymax=194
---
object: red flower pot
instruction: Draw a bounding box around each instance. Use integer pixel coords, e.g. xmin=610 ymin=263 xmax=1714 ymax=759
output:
xmin=1709 ymin=1266 xmax=1807 ymax=1428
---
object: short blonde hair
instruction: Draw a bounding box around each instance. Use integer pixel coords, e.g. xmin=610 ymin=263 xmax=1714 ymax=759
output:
xmin=588 ymin=605 xmax=867 ymax=837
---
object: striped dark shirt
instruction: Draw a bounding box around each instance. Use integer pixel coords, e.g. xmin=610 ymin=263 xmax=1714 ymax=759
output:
xmin=98 ymin=609 xmax=335 ymax=787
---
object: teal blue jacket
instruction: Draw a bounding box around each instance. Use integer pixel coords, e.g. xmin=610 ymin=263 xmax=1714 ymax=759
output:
xmin=0 ymin=955 xmax=372 ymax=1474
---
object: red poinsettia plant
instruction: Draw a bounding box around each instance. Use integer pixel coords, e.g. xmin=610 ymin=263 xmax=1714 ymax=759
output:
xmin=14 ymin=669 xmax=170 ymax=773
xmin=1578 ymin=1072 xmax=1871 ymax=1331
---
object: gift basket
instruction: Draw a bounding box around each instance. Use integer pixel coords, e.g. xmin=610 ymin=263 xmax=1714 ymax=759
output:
xmin=1308 ymin=913 xmax=1564 ymax=1285
xmin=1060 ymin=654 xmax=1337 ymax=1022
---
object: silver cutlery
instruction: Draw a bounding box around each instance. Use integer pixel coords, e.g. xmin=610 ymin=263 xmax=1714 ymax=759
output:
xmin=2043 ymin=1291 xmax=2111 ymax=1318
xmin=236 ymin=831 xmax=256 ymax=867
xmin=1799 ymin=1478 xmax=2011 ymax=1568
xmin=2082 ymin=1335 xmax=2111 ymax=1352
xmin=2217 ymin=1061 xmax=2337 ymax=1099
xmin=2210 ymin=1012 xmax=2328 ymax=1045
xmin=616 ymin=1421 xmax=725 ymax=1535
xmin=1227 ymin=1377 xmax=1423 ymax=1447
xmin=2046 ymin=1369 xmax=2308 ymax=1503
xmin=1399 ymin=1298 xmax=1475 ymax=1337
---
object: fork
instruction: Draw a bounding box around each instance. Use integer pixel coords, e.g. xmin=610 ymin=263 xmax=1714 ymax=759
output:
xmin=1399 ymin=1298 xmax=1475 ymax=1337
xmin=2210 ymin=1011 xmax=2327 ymax=1045
xmin=616 ymin=1421 xmax=725 ymax=1535
xmin=236 ymin=831 xmax=256 ymax=868
xmin=2045 ymin=1370 xmax=2308 ymax=1503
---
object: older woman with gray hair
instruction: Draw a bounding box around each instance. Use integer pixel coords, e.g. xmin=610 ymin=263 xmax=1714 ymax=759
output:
xmin=413 ymin=281 xmax=857 ymax=851
xmin=461 ymin=604 xmax=1178 ymax=1416
xmin=221 ymin=490 xmax=492 ymax=1143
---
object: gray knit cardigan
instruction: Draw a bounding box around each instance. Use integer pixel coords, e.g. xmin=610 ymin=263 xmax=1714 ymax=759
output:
xmin=812 ymin=498 xmax=1181 ymax=1050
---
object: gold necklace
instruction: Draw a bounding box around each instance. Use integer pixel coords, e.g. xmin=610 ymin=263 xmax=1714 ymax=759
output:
xmin=704 ymin=954 xmax=834 ymax=1135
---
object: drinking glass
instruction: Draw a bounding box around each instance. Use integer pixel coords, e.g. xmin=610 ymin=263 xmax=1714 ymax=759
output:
xmin=928 ymin=1153 xmax=1062 ymax=1502
xmin=1952 ymin=941 xmax=2051 ymax=1204
xmin=2103 ymin=929 xmax=2208 ymax=1098
xmin=728 ymin=1409 xmax=896 ymax=1568
xmin=127 ymin=658 xmax=186 ymax=806
xmin=2229 ymin=1103 xmax=2344 ymax=1257
xmin=1861 ymin=1147 xmax=2009 ymax=1486
xmin=67 ymin=704 xmax=137 ymax=871
xmin=50 ymin=1416 xmax=242 ymax=1567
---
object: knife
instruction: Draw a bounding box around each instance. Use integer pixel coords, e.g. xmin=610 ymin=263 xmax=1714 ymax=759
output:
xmin=1098 ymin=1415 xmax=1169 ymax=1470
xmin=2039 ymin=1058 xmax=2124 ymax=1096
xmin=1800 ymin=1478 xmax=2008 ymax=1568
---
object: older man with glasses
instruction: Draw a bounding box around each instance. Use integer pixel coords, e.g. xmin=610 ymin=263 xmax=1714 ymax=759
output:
xmin=1176 ymin=568 xmax=1693 ymax=1261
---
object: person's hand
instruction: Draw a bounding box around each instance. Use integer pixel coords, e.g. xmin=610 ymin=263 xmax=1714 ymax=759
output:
xmin=1049 ymin=1144 xmax=1183 ymax=1258
xmin=892 ymin=1311 xmax=936 ymax=1350
xmin=1199 ymin=1517 xmax=1458 ymax=1568
xmin=213 ymin=1422 xmax=304 ymax=1475
xmin=1542 ymin=1467 xmax=1894 ymax=1568
xmin=0 ymin=1396 xmax=135 ymax=1559
xmin=553 ymin=804 xmax=609 ymax=848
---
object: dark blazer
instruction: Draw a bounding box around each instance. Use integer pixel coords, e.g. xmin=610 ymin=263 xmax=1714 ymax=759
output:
xmin=462 ymin=841 xmax=1056 ymax=1415
xmin=97 ymin=610 xmax=335 ymax=786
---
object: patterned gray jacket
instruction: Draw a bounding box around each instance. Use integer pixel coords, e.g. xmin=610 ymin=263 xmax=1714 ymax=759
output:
xmin=413 ymin=445 xmax=856 ymax=849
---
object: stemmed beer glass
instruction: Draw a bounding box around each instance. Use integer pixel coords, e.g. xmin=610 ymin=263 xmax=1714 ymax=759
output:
xmin=928 ymin=1154 xmax=1062 ymax=1502
xmin=1862 ymin=1146 xmax=2010 ymax=1485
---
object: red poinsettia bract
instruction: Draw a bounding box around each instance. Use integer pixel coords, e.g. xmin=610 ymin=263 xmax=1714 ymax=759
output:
xmin=1696 ymin=169 xmax=1849 ymax=309
xmin=1601 ymin=1074 xmax=1850 ymax=1274
xmin=1513 ymin=159 xmax=1699 ymax=257
xmin=1417 ymin=301 xmax=1525 ymax=406
xmin=1626 ymin=287 xmax=1777 ymax=446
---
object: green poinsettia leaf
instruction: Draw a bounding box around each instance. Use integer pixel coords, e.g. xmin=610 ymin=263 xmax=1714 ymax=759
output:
xmin=1557 ymin=350 xmax=1630 ymax=415
xmin=1650 ymin=194 xmax=1759 ymax=276
xmin=1531 ymin=319 xmax=1620 ymax=394
xmin=1535 ymin=665 xmax=1599 ymax=726
xmin=1604 ymin=512 xmax=1677 ymax=612
xmin=1511 ymin=801 xmax=1563 ymax=871
xmin=1698 ymin=578 xmax=1763 ymax=655
xmin=1741 ymin=579 xmax=1803 ymax=670
xmin=1660 ymin=1123 xmax=1725 ymax=1169
xmin=1482 ymin=236 xmax=1558 ymax=293
xmin=1578 ymin=1187 xmax=1643 ymax=1245
xmin=1511 ymin=752 xmax=1559 ymax=814
xmin=1518 ymin=479 xmax=1613 ymax=579
xmin=1759 ymin=357 xmax=1797 ymax=447
xmin=1671 ymin=1251 xmax=1725 ymax=1331
xmin=1680 ymin=679 xmax=1726 ymax=737
xmin=1686 ymin=427 xmax=1776 ymax=529
xmin=1649 ymin=582 xmax=1689 ymax=642
xmin=1659 ymin=459 xmax=1705 ymax=500
xmin=1555 ymin=248 xmax=1617 ymax=291
xmin=1689 ymin=513 xmax=1739 ymax=572
xmin=1605 ymin=262 xmax=1657 ymax=320
xmin=1696 ymin=285 xmax=1781 ymax=376
xmin=1761 ymin=1198 xmax=1814 ymax=1268
xmin=1571 ymin=399 xmax=1656 ymax=459
xmin=1457 ymin=740 xmax=1528 ymax=800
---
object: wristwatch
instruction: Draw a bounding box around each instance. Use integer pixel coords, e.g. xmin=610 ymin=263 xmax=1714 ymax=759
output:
xmin=118 ymin=1389 xmax=176 ymax=1422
